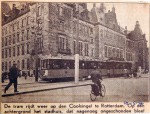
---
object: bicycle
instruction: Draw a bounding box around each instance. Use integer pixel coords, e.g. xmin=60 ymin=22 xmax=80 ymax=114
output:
xmin=90 ymin=80 xmax=106 ymax=101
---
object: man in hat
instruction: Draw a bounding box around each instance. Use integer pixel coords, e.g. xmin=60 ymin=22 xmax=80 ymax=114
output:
xmin=90 ymin=66 xmax=103 ymax=96
xmin=4 ymin=62 xmax=19 ymax=93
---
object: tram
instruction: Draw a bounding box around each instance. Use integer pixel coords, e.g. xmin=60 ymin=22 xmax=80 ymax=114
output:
xmin=38 ymin=59 xmax=132 ymax=81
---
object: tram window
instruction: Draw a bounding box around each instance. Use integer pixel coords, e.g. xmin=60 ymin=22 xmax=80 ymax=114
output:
xmin=48 ymin=60 xmax=53 ymax=69
xmin=62 ymin=62 xmax=67 ymax=69
xmin=46 ymin=59 xmax=48 ymax=68
xmin=70 ymin=60 xmax=74 ymax=69
xmin=52 ymin=60 xmax=61 ymax=69
xmin=79 ymin=61 xmax=85 ymax=69
xmin=42 ymin=60 xmax=47 ymax=69
xmin=89 ymin=62 xmax=96 ymax=69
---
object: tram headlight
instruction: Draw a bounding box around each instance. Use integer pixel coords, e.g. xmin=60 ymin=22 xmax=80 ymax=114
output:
xmin=88 ymin=75 xmax=91 ymax=79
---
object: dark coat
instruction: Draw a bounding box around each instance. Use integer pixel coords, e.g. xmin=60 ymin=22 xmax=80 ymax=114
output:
xmin=90 ymin=70 xmax=102 ymax=83
xmin=9 ymin=66 xmax=19 ymax=80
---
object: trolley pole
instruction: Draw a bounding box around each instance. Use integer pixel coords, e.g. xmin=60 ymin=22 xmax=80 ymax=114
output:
xmin=75 ymin=4 xmax=79 ymax=84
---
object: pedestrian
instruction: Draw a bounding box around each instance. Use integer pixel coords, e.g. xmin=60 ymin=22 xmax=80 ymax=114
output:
xmin=107 ymin=69 xmax=111 ymax=78
xmin=90 ymin=66 xmax=103 ymax=96
xmin=124 ymin=68 xmax=128 ymax=78
xmin=137 ymin=66 xmax=142 ymax=77
xmin=4 ymin=62 xmax=19 ymax=93
xmin=133 ymin=68 xmax=137 ymax=78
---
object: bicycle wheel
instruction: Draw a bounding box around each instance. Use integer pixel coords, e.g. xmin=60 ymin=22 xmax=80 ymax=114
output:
xmin=100 ymin=84 xmax=106 ymax=97
xmin=90 ymin=90 xmax=97 ymax=101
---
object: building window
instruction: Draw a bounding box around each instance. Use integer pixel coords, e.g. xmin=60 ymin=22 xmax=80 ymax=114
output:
xmin=73 ymin=40 xmax=76 ymax=54
xmin=27 ymin=59 xmax=30 ymax=69
xmin=85 ymin=43 xmax=89 ymax=56
xmin=13 ymin=47 xmax=15 ymax=56
xmin=27 ymin=44 xmax=29 ymax=54
xmin=5 ymin=62 xmax=7 ymax=71
xmin=12 ymin=24 xmax=15 ymax=31
xmin=37 ymin=38 xmax=43 ymax=53
xmin=90 ymin=27 xmax=93 ymax=34
xmin=5 ymin=27 xmax=7 ymax=35
xmin=108 ymin=47 xmax=112 ymax=57
xmin=17 ymin=21 xmax=19 ymax=29
xmin=22 ymin=59 xmax=25 ymax=69
xmin=17 ymin=33 xmax=19 ymax=42
xmin=13 ymin=34 xmax=15 ymax=44
xmin=22 ymin=31 xmax=24 ymax=41
xmin=104 ymin=46 xmax=108 ymax=57
xmin=22 ymin=45 xmax=24 ymax=55
xmin=2 ymin=62 xmax=4 ymax=71
xmin=91 ymin=48 xmax=94 ymax=57
xmin=59 ymin=21 xmax=64 ymax=31
xmin=5 ymin=49 xmax=7 ymax=58
xmin=58 ymin=36 xmax=66 ymax=50
xmin=9 ymin=48 xmax=11 ymax=57
xmin=116 ymin=49 xmax=119 ymax=58
xmin=79 ymin=42 xmax=83 ymax=56
xmin=17 ymin=46 xmax=20 ymax=56
xmin=5 ymin=37 xmax=8 ymax=46
xmin=2 ymin=50 xmax=4 ymax=58
xmin=22 ymin=18 xmax=26 ymax=27
xmin=27 ymin=16 xmax=30 ymax=25
xmin=120 ymin=50 xmax=123 ymax=58
xmin=73 ymin=21 xmax=77 ymax=33
xmin=9 ymin=61 xmax=11 ymax=69
xmin=59 ymin=6 xmax=63 ymax=16
xmin=37 ymin=6 xmax=41 ymax=16
xmin=27 ymin=29 xmax=29 ymax=40
xmin=9 ymin=36 xmax=11 ymax=45
xmin=17 ymin=60 xmax=20 ymax=69
xmin=22 ymin=19 xmax=23 ymax=27
xmin=112 ymin=48 xmax=115 ymax=57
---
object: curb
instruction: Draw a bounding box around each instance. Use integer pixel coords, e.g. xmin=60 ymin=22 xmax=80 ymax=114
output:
xmin=2 ymin=83 xmax=91 ymax=97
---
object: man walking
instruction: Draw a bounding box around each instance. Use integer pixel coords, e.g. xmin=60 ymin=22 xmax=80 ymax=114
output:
xmin=4 ymin=62 xmax=19 ymax=93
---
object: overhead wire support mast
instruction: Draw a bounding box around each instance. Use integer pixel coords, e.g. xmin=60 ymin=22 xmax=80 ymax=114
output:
xmin=75 ymin=4 xmax=80 ymax=84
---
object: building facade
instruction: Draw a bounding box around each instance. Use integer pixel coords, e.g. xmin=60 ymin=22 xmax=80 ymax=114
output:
xmin=1 ymin=2 xmax=149 ymax=74
xmin=2 ymin=3 xmax=32 ymax=74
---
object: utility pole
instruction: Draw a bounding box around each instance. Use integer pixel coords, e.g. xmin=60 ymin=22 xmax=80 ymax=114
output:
xmin=75 ymin=4 xmax=79 ymax=83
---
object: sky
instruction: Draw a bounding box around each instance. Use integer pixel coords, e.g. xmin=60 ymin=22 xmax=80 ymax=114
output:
xmin=87 ymin=3 xmax=149 ymax=47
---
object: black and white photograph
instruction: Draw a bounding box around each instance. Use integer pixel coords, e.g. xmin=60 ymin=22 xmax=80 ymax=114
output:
xmin=1 ymin=2 xmax=149 ymax=103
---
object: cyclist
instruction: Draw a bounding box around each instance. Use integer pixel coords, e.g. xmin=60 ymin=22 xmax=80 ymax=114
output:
xmin=90 ymin=66 xmax=103 ymax=96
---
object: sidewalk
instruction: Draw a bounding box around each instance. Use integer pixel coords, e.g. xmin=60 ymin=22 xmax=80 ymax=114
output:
xmin=2 ymin=73 xmax=149 ymax=97
xmin=2 ymin=77 xmax=92 ymax=97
